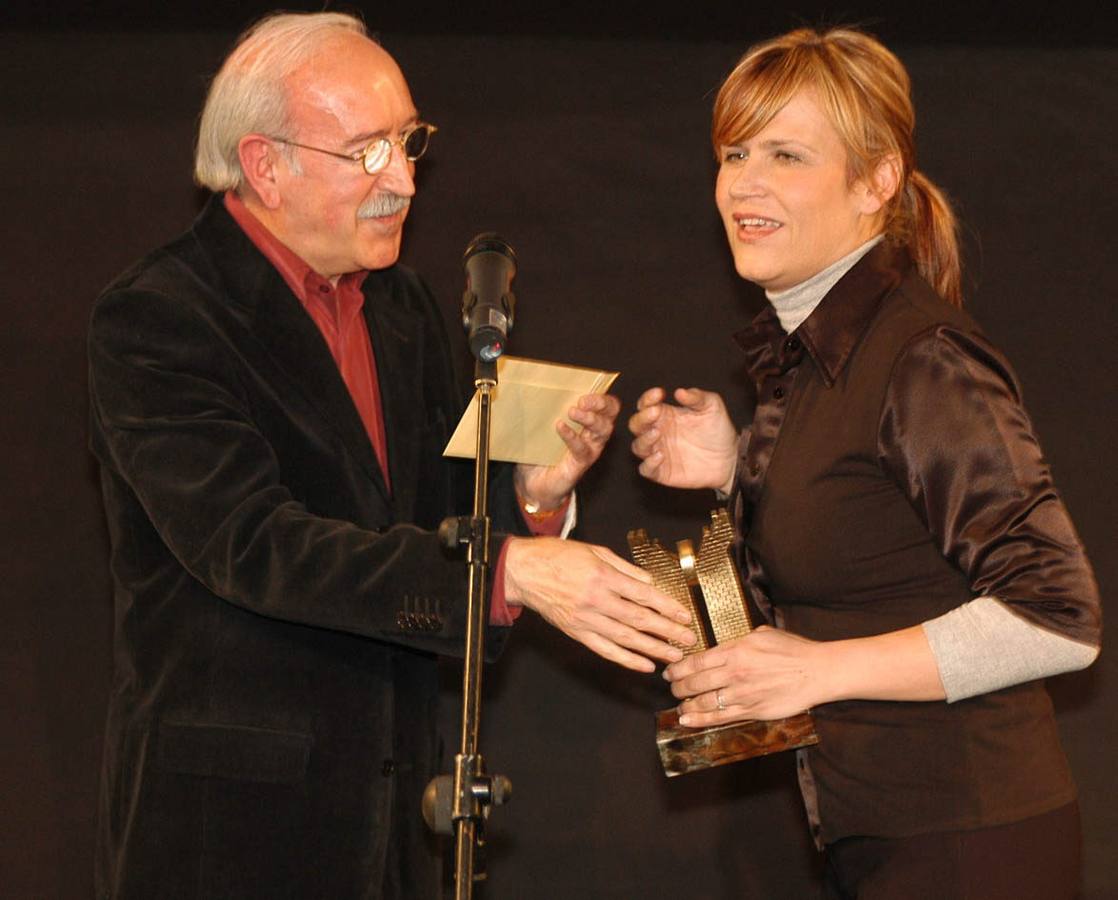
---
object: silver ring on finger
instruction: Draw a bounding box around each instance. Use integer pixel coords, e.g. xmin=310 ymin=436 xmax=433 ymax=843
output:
xmin=716 ymin=688 xmax=726 ymax=711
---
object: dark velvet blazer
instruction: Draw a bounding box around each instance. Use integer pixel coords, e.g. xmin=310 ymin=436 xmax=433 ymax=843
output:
xmin=89 ymin=196 xmax=519 ymax=898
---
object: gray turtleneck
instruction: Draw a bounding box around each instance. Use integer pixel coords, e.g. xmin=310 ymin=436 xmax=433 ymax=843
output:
xmin=766 ymin=235 xmax=884 ymax=333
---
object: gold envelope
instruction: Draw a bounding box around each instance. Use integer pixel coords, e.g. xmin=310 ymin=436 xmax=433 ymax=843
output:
xmin=443 ymin=356 xmax=619 ymax=466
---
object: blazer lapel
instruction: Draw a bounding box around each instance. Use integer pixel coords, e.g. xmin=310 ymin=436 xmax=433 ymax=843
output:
xmin=194 ymin=198 xmax=392 ymax=505
xmin=255 ymin=283 xmax=392 ymax=503
xmin=362 ymin=269 xmax=426 ymax=524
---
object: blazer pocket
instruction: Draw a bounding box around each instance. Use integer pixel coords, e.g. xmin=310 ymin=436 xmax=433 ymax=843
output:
xmin=156 ymin=720 xmax=312 ymax=786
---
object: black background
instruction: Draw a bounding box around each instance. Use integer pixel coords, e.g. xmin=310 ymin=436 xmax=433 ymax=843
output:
xmin=3 ymin=3 xmax=1115 ymax=897
xmin=4 ymin=0 xmax=1117 ymax=46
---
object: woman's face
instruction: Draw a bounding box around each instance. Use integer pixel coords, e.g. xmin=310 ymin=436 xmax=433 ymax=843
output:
xmin=715 ymin=90 xmax=884 ymax=292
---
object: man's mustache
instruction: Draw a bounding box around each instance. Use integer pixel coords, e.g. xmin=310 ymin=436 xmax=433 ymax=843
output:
xmin=358 ymin=192 xmax=411 ymax=219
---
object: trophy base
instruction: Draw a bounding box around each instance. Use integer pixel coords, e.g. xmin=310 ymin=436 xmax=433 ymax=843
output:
xmin=656 ymin=707 xmax=819 ymax=777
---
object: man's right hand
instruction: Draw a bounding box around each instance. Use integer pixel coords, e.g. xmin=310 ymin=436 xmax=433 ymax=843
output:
xmin=628 ymin=387 xmax=738 ymax=493
xmin=502 ymin=536 xmax=695 ymax=672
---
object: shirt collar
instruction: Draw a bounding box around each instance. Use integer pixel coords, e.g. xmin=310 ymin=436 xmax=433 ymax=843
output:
xmin=733 ymin=241 xmax=912 ymax=386
xmin=223 ymin=191 xmax=368 ymax=304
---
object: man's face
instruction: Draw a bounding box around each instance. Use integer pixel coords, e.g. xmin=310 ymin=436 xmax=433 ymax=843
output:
xmin=272 ymin=33 xmax=419 ymax=278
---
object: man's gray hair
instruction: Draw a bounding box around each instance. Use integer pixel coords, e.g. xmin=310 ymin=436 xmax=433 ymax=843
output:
xmin=194 ymin=11 xmax=368 ymax=192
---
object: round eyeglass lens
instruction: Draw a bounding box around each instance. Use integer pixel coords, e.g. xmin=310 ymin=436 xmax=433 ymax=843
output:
xmin=403 ymin=125 xmax=431 ymax=160
xmin=362 ymin=141 xmax=392 ymax=174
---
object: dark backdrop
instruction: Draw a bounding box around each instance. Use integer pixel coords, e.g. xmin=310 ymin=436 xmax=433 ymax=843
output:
xmin=3 ymin=9 xmax=1115 ymax=899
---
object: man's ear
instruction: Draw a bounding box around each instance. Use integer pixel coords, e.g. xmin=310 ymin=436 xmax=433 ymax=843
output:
xmin=238 ymin=135 xmax=282 ymax=209
xmin=858 ymin=153 xmax=902 ymax=215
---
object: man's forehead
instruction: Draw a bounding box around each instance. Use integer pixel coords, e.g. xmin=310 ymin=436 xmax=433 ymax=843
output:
xmin=287 ymin=34 xmax=410 ymax=95
xmin=285 ymin=35 xmax=416 ymax=135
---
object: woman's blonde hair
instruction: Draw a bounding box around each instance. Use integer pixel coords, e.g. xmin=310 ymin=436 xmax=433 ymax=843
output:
xmin=713 ymin=27 xmax=962 ymax=306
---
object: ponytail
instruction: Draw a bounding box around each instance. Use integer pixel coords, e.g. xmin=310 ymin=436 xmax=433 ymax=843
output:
xmin=894 ymin=170 xmax=963 ymax=307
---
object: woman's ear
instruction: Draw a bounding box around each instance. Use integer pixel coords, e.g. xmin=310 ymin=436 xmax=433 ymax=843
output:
xmin=858 ymin=153 xmax=902 ymax=215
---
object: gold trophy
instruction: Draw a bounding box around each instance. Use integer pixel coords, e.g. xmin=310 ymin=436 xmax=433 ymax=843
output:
xmin=628 ymin=509 xmax=818 ymax=777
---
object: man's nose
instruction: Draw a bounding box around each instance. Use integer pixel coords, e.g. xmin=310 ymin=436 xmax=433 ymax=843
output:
xmin=377 ymin=142 xmax=416 ymax=196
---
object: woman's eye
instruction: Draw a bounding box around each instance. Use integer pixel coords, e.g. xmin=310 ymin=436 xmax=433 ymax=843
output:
xmin=775 ymin=151 xmax=801 ymax=163
xmin=722 ymin=149 xmax=747 ymax=163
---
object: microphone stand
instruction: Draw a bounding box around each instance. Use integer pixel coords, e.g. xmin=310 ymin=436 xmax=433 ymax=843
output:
xmin=428 ymin=354 xmax=512 ymax=899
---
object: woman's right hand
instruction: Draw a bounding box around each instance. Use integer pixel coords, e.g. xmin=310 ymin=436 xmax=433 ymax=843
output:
xmin=628 ymin=387 xmax=738 ymax=493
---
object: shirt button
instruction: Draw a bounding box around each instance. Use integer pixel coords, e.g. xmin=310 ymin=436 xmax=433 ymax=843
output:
xmin=773 ymin=387 xmax=785 ymax=400
xmin=382 ymin=759 xmax=396 ymax=776
xmin=784 ymin=337 xmax=801 ymax=353
xmin=749 ymin=464 xmax=760 ymax=477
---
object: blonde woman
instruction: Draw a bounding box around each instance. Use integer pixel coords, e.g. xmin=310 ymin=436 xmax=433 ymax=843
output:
xmin=631 ymin=27 xmax=1100 ymax=899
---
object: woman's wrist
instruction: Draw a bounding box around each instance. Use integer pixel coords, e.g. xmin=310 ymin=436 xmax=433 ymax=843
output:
xmin=715 ymin=457 xmax=738 ymax=498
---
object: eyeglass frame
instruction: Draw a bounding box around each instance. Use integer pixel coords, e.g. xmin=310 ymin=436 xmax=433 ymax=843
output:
xmin=272 ymin=122 xmax=437 ymax=175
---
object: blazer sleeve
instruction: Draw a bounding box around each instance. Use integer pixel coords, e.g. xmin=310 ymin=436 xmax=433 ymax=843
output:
xmin=876 ymin=324 xmax=1100 ymax=646
xmin=88 ymin=279 xmax=509 ymax=657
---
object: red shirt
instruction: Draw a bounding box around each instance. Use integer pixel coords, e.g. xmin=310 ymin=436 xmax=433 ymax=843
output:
xmin=224 ymin=192 xmax=560 ymax=624
xmin=224 ymin=192 xmax=390 ymax=490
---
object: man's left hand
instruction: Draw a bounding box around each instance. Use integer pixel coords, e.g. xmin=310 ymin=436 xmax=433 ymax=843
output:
xmin=514 ymin=393 xmax=620 ymax=510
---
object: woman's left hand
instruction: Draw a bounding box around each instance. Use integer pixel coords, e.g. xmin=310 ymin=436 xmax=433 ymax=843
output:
xmin=663 ymin=625 xmax=825 ymax=725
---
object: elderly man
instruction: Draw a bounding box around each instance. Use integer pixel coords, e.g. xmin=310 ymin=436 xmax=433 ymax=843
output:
xmin=89 ymin=12 xmax=691 ymax=898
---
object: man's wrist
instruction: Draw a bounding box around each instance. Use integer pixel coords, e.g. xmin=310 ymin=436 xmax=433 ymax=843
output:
xmin=517 ymin=486 xmax=570 ymax=519
xmin=512 ymin=466 xmax=570 ymax=515
xmin=516 ymin=491 xmax=567 ymax=512
xmin=489 ymin=538 xmax=523 ymax=624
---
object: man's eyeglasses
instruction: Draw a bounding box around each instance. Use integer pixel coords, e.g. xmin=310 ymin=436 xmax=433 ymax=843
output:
xmin=275 ymin=122 xmax=437 ymax=175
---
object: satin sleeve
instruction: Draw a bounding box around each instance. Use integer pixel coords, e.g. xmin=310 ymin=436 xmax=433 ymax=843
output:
xmin=877 ymin=326 xmax=1100 ymax=646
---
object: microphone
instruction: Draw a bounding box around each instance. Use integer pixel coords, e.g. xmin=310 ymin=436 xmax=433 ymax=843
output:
xmin=461 ymin=233 xmax=516 ymax=362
